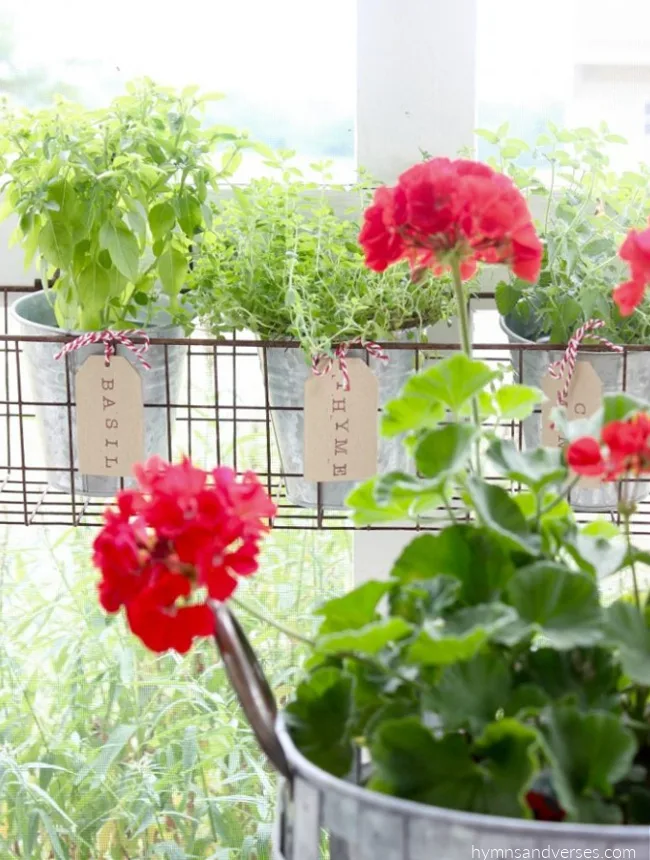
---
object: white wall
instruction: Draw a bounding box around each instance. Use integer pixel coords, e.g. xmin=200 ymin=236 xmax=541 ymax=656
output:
xmin=570 ymin=64 xmax=650 ymax=169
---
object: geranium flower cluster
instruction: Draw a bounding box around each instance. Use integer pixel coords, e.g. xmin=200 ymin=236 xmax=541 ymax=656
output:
xmin=613 ymin=222 xmax=650 ymax=316
xmin=566 ymin=413 xmax=650 ymax=481
xmin=359 ymin=158 xmax=543 ymax=282
xmin=93 ymin=456 xmax=276 ymax=653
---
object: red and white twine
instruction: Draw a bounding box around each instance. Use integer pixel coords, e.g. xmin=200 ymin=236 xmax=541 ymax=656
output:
xmin=548 ymin=319 xmax=622 ymax=407
xmin=54 ymin=330 xmax=152 ymax=370
xmin=311 ymin=339 xmax=389 ymax=391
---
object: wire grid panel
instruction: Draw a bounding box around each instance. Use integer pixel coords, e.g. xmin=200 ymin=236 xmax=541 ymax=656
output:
xmin=0 ymin=285 xmax=648 ymax=532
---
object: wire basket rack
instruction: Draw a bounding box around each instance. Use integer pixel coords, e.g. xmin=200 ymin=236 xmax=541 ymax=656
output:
xmin=1 ymin=284 xmax=649 ymax=533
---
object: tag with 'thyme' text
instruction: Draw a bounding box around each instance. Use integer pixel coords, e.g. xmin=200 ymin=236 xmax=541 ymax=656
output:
xmin=541 ymin=360 xmax=602 ymax=488
xmin=76 ymin=355 xmax=145 ymax=477
xmin=304 ymin=358 xmax=379 ymax=482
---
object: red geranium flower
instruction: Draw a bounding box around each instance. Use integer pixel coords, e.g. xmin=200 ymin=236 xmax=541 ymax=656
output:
xmin=565 ymin=436 xmax=605 ymax=478
xmin=566 ymin=413 xmax=650 ymax=481
xmin=93 ymin=457 xmax=276 ymax=653
xmin=359 ymin=158 xmax=542 ymax=282
xmin=613 ymin=223 xmax=650 ymax=316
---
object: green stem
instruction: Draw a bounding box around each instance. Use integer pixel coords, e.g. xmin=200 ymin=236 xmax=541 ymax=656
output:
xmin=450 ymin=257 xmax=481 ymax=475
xmin=537 ymin=475 xmax=580 ymax=518
xmin=229 ymin=596 xmax=316 ymax=647
xmin=442 ymin=488 xmax=458 ymax=524
xmin=623 ymin=510 xmax=641 ymax=612
xmin=449 ymin=258 xmax=473 ymax=360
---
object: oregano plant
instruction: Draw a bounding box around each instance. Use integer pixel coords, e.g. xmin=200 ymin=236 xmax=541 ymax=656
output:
xmin=0 ymin=78 xmax=260 ymax=331
xmin=481 ymin=121 xmax=650 ymax=344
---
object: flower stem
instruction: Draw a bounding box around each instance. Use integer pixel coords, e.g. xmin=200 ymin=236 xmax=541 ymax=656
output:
xmin=536 ymin=475 xmax=580 ymax=519
xmin=450 ymin=258 xmax=473 ymax=360
xmin=450 ymin=257 xmax=481 ymax=475
xmin=623 ymin=510 xmax=642 ymax=612
xmin=229 ymin=595 xmax=316 ymax=647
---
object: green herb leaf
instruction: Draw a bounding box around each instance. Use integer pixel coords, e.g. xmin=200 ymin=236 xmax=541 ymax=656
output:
xmin=99 ymin=221 xmax=140 ymax=282
xmin=148 ymin=201 xmax=176 ymax=240
xmin=158 ymin=246 xmax=187 ymax=299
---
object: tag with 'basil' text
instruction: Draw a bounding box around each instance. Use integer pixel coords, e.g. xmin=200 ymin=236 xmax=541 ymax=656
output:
xmin=76 ymin=355 xmax=145 ymax=477
xmin=304 ymin=358 xmax=379 ymax=482
xmin=541 ymin=360 xmax=602 ymax=488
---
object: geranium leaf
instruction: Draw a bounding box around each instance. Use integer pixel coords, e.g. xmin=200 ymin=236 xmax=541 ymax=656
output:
xmin=316 ymin=580 xmax=393 ymax=635
xmin=539 ymin=705 xmax=637 ymax=821
xmin=414 ymin=424 xmax=477 ymax=480
xmin=369 ymin=717 xmax=537 ymax=818
xmin=400 ymin=354 xmax=498 ymax=415
xmin=406 ymin=603 xmax=517 ymax=667
xmin=285 ymin=667 xmax=354 ymax=777
xmin=389 ymin=575 xmax=461 ymax=624
xmin=563 ymin=532 xmax=627 ymax=580
xmin=373 ymin=472 xmax=444 ymax=515
xmin=494 ymin=384 xmax=544 ymax=421
xmin=317 ymin=618 xmax=412 ymax=656
xmin=506 ymin=562 xmax=603 ymax=649
xmin=381 ymin=393 xmax=445 ymax=437
xmin=486 ymin=440 xmax=567 ymax=492
xmin=429 ymin=651 xmax=512 ymax=733
xmin=466 ymin=478 xmax=541 ymax=556
xmin=517 ymin=647 xmax=621 ymax=711
xmin=604 ymin=601 xmax=650 ymax=684
xmin=346 ymin=477 xmax=414 ymax=526
xmin=390 ymin=525 xmax=516 ymax=605
xmin=472 ymin=718 xmax=539 ymax=816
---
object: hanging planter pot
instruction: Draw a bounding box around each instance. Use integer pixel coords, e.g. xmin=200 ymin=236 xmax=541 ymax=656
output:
xmin=212 ymin=602 xmax=649 ymax=860
xmin=11 ymin=291 xmax=187 ymax=497
xmin=262 ymin=338 xmax=415 ymax=509
xmin=500 ymin=313 xmax=650 ymax=511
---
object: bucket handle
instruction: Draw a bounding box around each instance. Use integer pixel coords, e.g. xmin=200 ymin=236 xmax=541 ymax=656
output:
xmin=211 ymin=601 xmax=292 ymax=780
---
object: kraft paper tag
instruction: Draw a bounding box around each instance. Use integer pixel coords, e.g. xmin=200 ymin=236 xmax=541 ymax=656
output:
xmin=304 ymin=358 xmax=379 ymax=482
xmin=76 ymin=355 xmax=145 ymax=477
xmin=541 ymin=360 xmax=602 ymax=489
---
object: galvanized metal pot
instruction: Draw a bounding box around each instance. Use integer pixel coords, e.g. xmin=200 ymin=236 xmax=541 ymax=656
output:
xmin=11 ymin=291 xmax=187 ymax=497
xmin=211 ymin=603 xmax=650 ymax=860
xmin=500 ymin=315 xmax=650 ymax=512
xmin=263 ymin=340 xmax=415 ymax=509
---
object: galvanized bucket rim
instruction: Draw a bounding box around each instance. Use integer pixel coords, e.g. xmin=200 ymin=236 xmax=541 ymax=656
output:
xmin=10 ymin=290 xmax=183 ymax=338
xmin=276 ymin=716 xmax=647 ymax=839
xmin=499 ymin=314 xmax=631 ymax=352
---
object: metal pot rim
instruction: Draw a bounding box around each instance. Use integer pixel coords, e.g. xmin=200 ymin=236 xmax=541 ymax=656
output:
xmin=275 ymin=716 xmax=647 ymax=838
xmin=10 ymin=290 xmax=183 ymax=337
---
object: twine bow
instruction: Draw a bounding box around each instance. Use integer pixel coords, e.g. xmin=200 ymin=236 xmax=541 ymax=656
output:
xmin=548 ymin=319 xmax=622 ymax=407
xmin=54 ymin=330 xmax=152 ymax=370
xmin=311 ymin=339 xmax=389 ymax=391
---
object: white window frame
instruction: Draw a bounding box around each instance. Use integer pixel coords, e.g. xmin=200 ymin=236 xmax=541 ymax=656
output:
xmin=353 ymin=0 xmax=478 ymax=583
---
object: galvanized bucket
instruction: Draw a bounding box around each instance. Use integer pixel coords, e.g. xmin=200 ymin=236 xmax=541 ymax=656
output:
xmin=11 ymin=291 xmax=187 ymax=497
xmin=211 ymin=603 xmax=650 ymax=860
xmin=263 ymin=339 xmax=415 ymax=509
xmin=500 ymin=315 xmax=650 ymax=512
